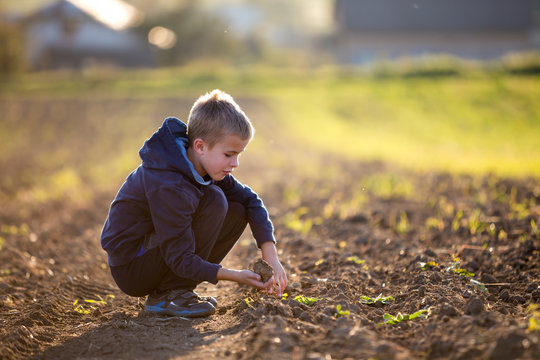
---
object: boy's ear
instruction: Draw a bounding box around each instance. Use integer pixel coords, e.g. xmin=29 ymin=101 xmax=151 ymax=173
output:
xmin=192 ymin=138 xmax=206 ymax=155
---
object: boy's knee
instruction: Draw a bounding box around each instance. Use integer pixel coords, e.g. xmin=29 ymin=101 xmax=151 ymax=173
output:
xmin=227 ymin=201 xmax=247 ymax=225
xmin=201 ymin=185 xmax=228 ymax=217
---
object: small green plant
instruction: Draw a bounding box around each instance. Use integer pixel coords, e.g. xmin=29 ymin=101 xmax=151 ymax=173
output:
xmin=425 ymin=217 xmax=444 ymax=231
xmin=419 ymin=261 xmax=439 ymax=270
xmin=531 ymin=219 xmax=539 ymax=238
xmin=293 ymin=295 xmax=320 ymax=306
xmin=468 ymin=209 xmax=487 ymax=235
xmin=281 ymin=293 xmax=288 ymax=300
xmin=453 ymin=268 xmax=475 ymax=277
xmin=446 ymin=258 xmax=475 ymax=277
xmin=528 ymin=304 xmax=540 ymax=332
xmin=510 ymin=198 xmax=531 ymax=220
xmin=470 ymin=279 xmax=488 ymax=293
xmin=283 ymin=207 xmax=312 ymax=235
xmin=378 ymin=309 xmax=428 ymax=326
xmin=335 ymin=304 xmax=350 ymax=318
xmin=73 ymin=294 xmax=115 ymax=315
xmin=395 ymin=211 xmax=409 ymax=234
xmin=452 ymin=210 xmax=463 ymax=231
xmin=488 ymin=223 xmax=497 ymax=237
xmin=346 ymin=256 xmax=365 ymax=265
xmin=0 ymin=236 xmax=4 ymax=251
xmin=244 ymin=297 xmax=254 ymax=307
xmin=0 ymin=224 xmax=29 ymax=236
xmin=359 ymin=294 xmax=395 ymax=305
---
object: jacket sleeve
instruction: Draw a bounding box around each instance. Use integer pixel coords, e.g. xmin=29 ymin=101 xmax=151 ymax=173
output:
xmin=216 ymin=175 xmax=276 ymax=248
xmin=146 ymin=185 xmax=222 ymax=284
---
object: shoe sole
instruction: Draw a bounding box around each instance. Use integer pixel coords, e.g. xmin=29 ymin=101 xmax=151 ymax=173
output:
xmin=144 ymin=305 xmax=215 ymax=318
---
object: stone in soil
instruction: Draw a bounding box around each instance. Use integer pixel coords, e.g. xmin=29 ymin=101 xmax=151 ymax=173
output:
xmin=253 ymin=259 xmax=274 ymax=283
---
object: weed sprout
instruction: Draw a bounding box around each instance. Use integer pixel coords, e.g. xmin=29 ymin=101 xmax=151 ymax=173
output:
xmin=378 ymin=309 xmax=428 ymax=326
xmin=359 ymin=294 xmax=395 ymax=305
xmin=335 ymin=304 xmax=349 ymax=318
xmin=419 ymin=261 xmax=439 ymax=270
xmin=293 ymin=295 xmax=320 ymax=306
xmin=346 ymin=256 xmax=365 ymax=265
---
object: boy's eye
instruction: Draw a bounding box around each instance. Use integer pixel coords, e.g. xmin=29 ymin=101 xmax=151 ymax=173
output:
xmin=225 ymin=153 xmax=233 ymax=158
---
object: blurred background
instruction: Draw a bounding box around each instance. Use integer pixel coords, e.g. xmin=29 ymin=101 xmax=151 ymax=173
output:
xmin=1 ymin=0 xmax=540 ymax=210
xmin=1 ymin=0 xmax=540 ymax=71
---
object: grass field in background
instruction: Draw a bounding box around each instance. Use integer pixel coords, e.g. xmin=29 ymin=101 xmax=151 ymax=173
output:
xmin=2 ymin=60 xmax=540 ymax=185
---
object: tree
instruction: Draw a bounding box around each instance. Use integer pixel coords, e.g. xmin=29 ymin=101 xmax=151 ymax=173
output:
xmin=140 ymin=3 xmax=244 ymax=66
xmin=0 ymin=17 xmax=26 ymax=74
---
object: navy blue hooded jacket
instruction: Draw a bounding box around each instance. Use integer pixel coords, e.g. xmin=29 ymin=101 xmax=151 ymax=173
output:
xmin=100 ymin=117 xmax=275 ymax=284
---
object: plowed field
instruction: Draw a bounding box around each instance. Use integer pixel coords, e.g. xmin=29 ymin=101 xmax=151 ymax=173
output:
xmin=1 ymin=97 xmax=539 ymax=360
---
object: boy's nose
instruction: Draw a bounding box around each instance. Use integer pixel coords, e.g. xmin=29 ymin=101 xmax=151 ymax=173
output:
xmin=231 ymin=157 xmax=239 ymax=167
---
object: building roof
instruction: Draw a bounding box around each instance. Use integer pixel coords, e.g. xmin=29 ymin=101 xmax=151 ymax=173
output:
xmin=336 ymin=0 xmax=532 ymax=32
xmin=25 ymin=0 xmax=142 ymax=30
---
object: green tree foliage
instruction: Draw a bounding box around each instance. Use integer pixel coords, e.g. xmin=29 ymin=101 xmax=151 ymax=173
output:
xmin=140 ymin=4 xmax=246 ymax=66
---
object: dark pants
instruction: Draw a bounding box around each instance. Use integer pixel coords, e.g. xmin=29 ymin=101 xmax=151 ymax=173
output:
xmin=110 ymin=185 xmax=247 ymax=297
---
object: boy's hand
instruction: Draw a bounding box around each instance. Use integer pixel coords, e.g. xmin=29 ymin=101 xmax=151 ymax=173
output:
xmin=265 ymin=259 xmax=287 ymax=298
xmin=217 ymin=268 xmax=268 ymax=289
xmin=237 ymin=269 xmax=268 ymax=289
xmin=261 ymin=242 xmax=288 ymax=298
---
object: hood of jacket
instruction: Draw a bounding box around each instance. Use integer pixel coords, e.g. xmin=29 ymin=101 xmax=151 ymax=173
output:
xmin=139 ymin=117 xmax=210 ymax=186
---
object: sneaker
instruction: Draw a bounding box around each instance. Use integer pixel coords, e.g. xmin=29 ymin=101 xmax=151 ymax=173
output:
xmin=193 ymin=290 xmax=218 ymax=308
xmin=145 ymin=289 xmax=215 ymax=318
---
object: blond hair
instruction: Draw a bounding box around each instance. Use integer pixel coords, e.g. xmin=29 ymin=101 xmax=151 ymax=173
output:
xmin=187 ymin=89 xmax=254 ymax=147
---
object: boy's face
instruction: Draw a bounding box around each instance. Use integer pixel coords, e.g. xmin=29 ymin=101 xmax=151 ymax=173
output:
xmin=197 ymin=134 xmax=250 ymax=181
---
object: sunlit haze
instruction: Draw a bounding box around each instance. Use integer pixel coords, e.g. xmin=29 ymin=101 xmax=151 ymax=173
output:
xmin=67 ymin=0 xmax=143 ymax=30
xmin=148 ymin=26 xmax=177 ymax=50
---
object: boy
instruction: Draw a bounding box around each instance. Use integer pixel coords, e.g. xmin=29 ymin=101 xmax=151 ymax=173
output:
xmin=100 ymin=89 xmax=287 ymax=318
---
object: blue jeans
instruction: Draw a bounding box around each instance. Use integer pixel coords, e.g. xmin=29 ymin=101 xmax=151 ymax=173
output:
xmin=110 ymin=185 xmax=247 ymax=296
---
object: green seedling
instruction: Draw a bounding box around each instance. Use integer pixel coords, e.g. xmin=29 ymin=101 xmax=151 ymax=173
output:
xmin=73 ymin=300 xmax=91 ymax=315
xmin=446 ymin=258 xmax=475 ymax=277
xmin=395 ymin=211 xmax=409 ymax=235
xmin=315 ymin=259 xmax=325 ymax=266
xmin=419 ymin=261 xmax=439 ymax=270
xmin=378 ymin=309 xmax=428 ymax=326
xmin=527 ymin=304 xmax=540 ymax=332
xmin=510 ymin=199 xmax=531 ymax=220
xmin=0 ymin=236 xmax=4 ymax=251
xmin=359 ymin=294 xmax=395 ymax=305
xmin=283 ymin=207 xmax=312 ymax=235
xmin=335 ymin=304 xmax=349 ymax=318
xmin=73 ymin=294 xmax=115 ymax=315
xmin=244 ymin=297 xmax=254 ymax=307
xmin=488 ymin=223 xmax=497 ymax=237
xmin=452 ymin=210 xmax=463 ymax=231
xmin=468 ymin=209 xmax=487 ymax=235
xmin=1 ymin=224 xmax=29 ymax=235
xmin=470 ymin=279 xmax=488 ymax=293
xmin=425 ymin=217 xmax=444 ymax=231
xmin=281 ymin=293 xmax=289 ymax=300
xmin=454 ymin=268 xmax=475 ymax=277
xmin=0 ymin=269 xmax=11 ymax=276
xmin=346 ymin=256 xmax=365 ymax=265
xmin=532 ymin=219 xmax=539 ymax=238
xmin=293 ymin=295 xmax=320 ymax=306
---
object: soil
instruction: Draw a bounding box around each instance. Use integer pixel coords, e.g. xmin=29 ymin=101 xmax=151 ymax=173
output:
xmin=1 ymin=97 xmax=539 ymax=359
xmin=253 ymin=259 xmax=274 ymax=283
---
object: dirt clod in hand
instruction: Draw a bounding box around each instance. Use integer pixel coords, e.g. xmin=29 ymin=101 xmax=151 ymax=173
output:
xmin=253 ymin=259 xmax=274 ymax=283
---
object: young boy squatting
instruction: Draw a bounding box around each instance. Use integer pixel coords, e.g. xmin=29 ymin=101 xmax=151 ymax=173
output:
xmin=100 ymin=90 xmax=287 ymax=318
